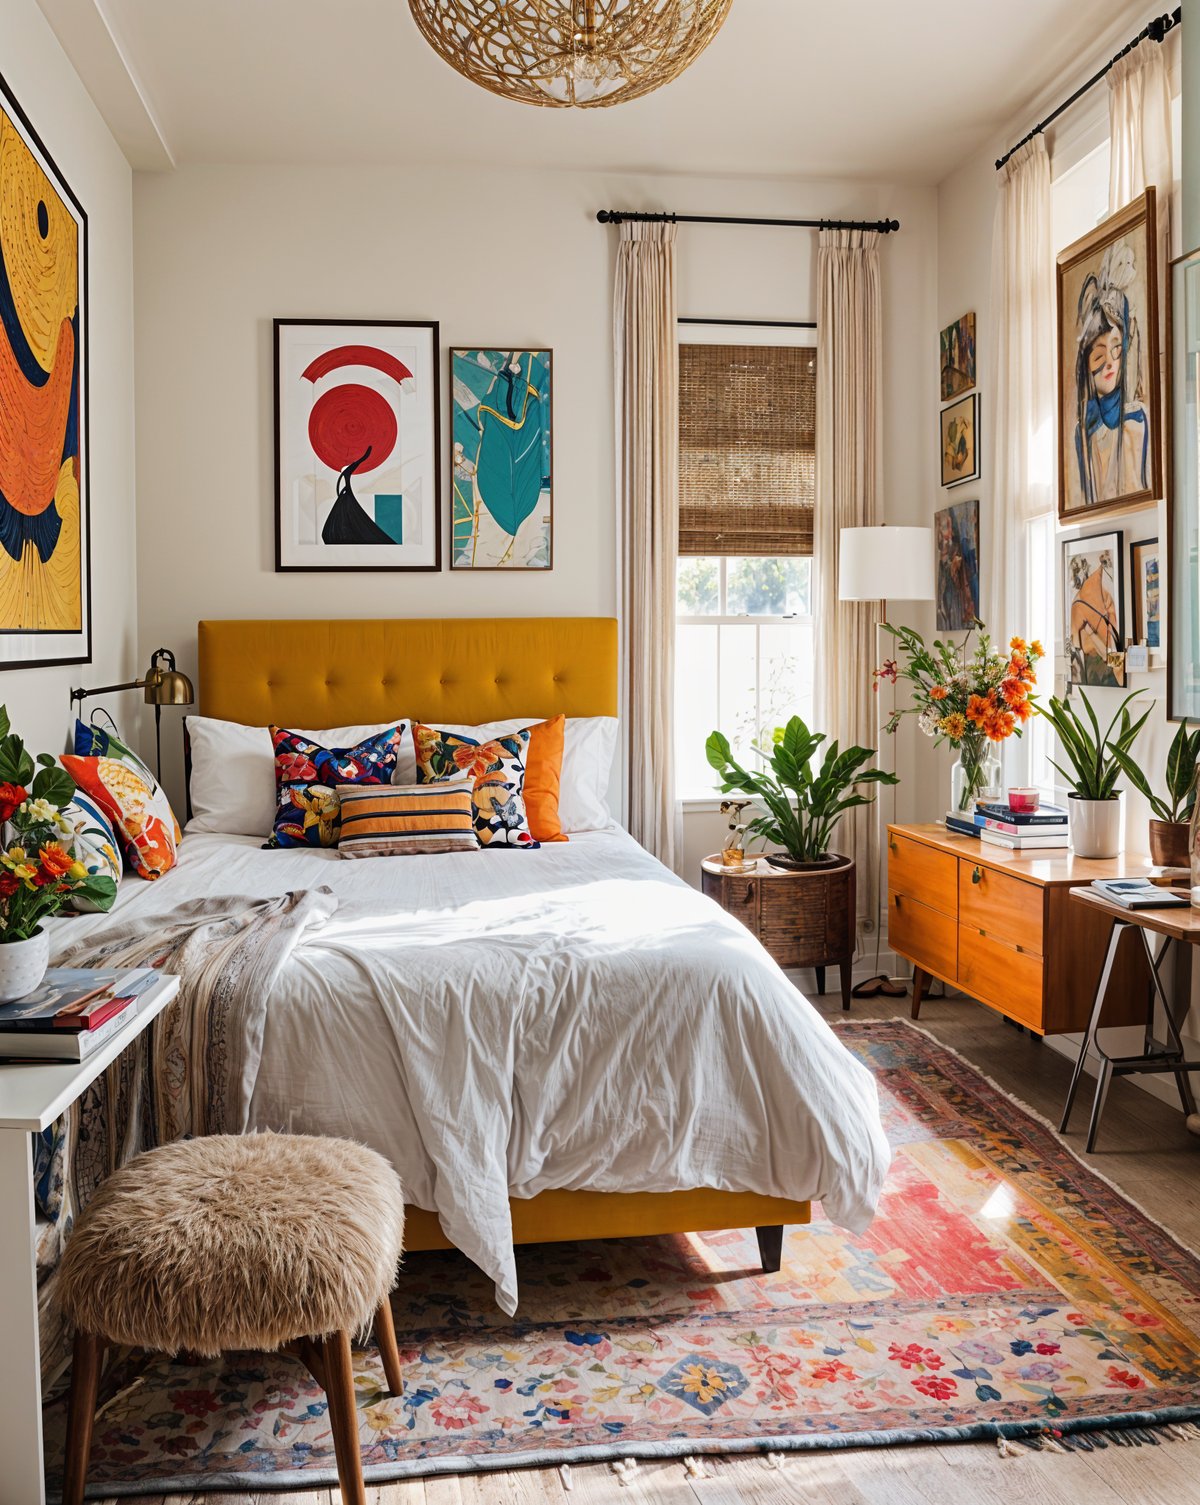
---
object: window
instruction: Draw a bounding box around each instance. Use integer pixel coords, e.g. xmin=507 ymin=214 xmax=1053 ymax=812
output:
xmin=674 ymin=338 xmax=816 ymax=800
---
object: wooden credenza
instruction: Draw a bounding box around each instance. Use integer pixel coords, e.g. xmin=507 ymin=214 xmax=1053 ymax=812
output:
xmin=887 ymin=823 xmax=1148 ymax=1034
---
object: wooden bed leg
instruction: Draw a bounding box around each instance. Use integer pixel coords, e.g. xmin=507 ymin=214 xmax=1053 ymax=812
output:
xmin=840 ymin=957 xmax=852 ymax=1012
xmin=911 ymin=967 xmax=930 ymax=1020
xmin=755 ymin=1225 xmax=784 ymax=1273
xmin=814 ymin=966 xmax=826 ymax=996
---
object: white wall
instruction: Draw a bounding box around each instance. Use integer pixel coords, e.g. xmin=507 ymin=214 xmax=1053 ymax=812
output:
xmin=132 ymin=165 xmax=937 ymax=831
xmin=0 ymin=0 xmax=137 ymax=756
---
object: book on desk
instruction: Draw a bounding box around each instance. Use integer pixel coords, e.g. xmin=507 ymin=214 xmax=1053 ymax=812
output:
xmin=0 ymin=968 xmax=159 ymax=1060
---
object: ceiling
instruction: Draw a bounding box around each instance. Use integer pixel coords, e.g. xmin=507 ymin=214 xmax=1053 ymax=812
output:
xmin=39 ymin=0 xmax=1150 ymax=181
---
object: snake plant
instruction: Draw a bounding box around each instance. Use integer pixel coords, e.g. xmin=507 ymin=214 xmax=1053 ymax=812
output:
xmin=1106 ymin=718 xmax=1200 ymax=823
xmin=1036 ymin=690 xmax=1149 ymax=801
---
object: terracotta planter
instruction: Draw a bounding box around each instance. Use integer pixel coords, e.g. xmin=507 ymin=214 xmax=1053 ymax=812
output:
xmin=1148 ymin=819 xmax=1190 ymax=868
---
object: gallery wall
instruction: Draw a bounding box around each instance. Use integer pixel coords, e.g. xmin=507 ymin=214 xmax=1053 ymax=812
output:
xmin=132 ymin=163 xmax=938 ymax=836
xmin=0 ymin=0 xmax=137 ymax=755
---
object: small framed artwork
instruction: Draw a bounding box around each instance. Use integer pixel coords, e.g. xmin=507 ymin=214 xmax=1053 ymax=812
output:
xmin=934 ymin=497 xmax=980 ymax=630
xmin=1056 ymin=188 xmax=1162 ymax=522
xmin=940 ymin=311 xmax=975 ymax=401
xmin=1130 ymin=536 xmax=1160 ymax=648
xmin=0 ymin=69 xmax=90 ymax=669
xmin=1063 ymin=529 xmax=1125 ymax=687
xmin=940 ymin=393 xmax=979 ymax=488
xmin=274 ymin=319 xmax=441 ymax=572
xmin=451 ymin=348 xmax=552 ymax=569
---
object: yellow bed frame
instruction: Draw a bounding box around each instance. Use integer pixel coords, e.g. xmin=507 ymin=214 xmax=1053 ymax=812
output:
xmin=197 ymin=616 xmax=811 ymax=1259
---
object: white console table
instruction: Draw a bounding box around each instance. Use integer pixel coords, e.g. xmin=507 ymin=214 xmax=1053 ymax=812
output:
xmin=0 ymin=973 xmax=179 ymax=1505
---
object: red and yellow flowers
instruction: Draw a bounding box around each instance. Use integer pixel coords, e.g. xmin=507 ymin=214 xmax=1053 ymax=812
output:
xmin=879 ymin=624 xmax=1044 ymax=809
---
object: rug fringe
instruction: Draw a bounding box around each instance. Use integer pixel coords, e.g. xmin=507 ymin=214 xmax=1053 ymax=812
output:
xmin=765 ymin=1450 xmax=787 ymax=1469
xmin=683 ymin=1455 xmax=709 ymax=1479
xmin=610 ymin=1457 xmax=640 ymax=1486
xmin=997 ymin=1419 xmax=1200 ymax=1458
xmin=559 ymin=1463 xmax=574 ymax=1491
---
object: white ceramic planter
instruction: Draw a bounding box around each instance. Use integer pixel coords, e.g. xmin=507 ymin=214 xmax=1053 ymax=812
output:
xmin=1068 ymin=795 xmax=1122 ymax=860
xmin=0 ymin=928 xmax=49 ymax=1002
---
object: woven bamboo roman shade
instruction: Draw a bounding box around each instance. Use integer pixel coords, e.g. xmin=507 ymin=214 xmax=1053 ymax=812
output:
xmin=678 ymin=343 xmax=816 ymax=556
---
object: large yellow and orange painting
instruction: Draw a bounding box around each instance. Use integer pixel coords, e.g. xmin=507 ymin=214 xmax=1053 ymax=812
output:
xmin=0 ymin=75 xmax=87 ymax=667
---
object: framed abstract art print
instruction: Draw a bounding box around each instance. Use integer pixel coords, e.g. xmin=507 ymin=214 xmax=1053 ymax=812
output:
xmin=939 ymin=311 xmax=975 ymax=401
xmin=0 ymin=71 xmax=90 ymax=668
xmin=934 ymin=497 xmax=980 ymax=630
xmin=1056 ymin=189 xmax=1162 ymax=522
xmin=451 ymin=348 xmax=553 ymax=570
xmin=1063 ymin=529 xmax=1125 ymax=687
xmin=274 ymin=319 xmax=441 ymax=571
xmin=1130 ymin=536 xmax=1160 ymax=649
xmin=940 ymin=393 xmax=979 ymax=488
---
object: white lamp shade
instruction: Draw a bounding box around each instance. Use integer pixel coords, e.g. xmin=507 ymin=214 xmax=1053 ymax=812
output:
xmin=838 ymin=526 xmax=935 ymax=602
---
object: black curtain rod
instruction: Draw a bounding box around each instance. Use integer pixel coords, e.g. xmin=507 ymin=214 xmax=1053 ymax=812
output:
xmin=995 ymin=6 xmax=1181 ymax=171
xmin=596 ymin=210 xmax=900 ymax=234
xmin=678 ymin=316 xmax=816 ymax=329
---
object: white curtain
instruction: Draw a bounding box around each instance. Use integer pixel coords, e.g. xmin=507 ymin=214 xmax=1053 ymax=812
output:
xmin=614 ymin=221 xmax=679 ymax=867
xmin=985 ymin=136 xmax=1055 ymax=689
xmin=814 ymin=228 xmax=882 ymax=932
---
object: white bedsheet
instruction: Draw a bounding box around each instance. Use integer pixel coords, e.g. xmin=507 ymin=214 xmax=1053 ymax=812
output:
xmin=54 ymin=827 xmax=890 ymax=1313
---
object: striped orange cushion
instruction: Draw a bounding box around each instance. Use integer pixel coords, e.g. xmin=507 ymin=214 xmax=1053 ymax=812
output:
xmin=336 ymin=782 xmax=478 ymax=858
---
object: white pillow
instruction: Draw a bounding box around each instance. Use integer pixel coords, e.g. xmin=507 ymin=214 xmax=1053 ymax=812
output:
xmin=186 ymin=715 xmax=415 ymax=838
xmin=422 ymin=716 xmax=618 ymax=833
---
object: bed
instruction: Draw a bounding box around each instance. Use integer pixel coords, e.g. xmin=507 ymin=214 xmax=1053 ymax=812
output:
xmin=59 ymin=616 xmax=889 ymax=1315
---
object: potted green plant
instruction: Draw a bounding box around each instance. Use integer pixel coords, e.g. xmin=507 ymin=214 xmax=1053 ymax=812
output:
xmin=1105 ymin=719 xmax=1200 ymax=867
xmin=705 ymin=715 xmax=898 ymax=870
xmin=0 ymin=706 xmax=117 ymax=999
xmin=1036 ymin=690 xmax=1149 ymax=859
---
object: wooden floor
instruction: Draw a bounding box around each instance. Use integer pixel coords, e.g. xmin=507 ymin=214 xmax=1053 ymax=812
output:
xmin=110 ymin=988 xmax=1200 ymax=1505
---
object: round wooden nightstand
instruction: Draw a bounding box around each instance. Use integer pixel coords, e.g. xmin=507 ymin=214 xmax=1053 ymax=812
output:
xmin=700 ymin=853 xmax=856 ymax=1010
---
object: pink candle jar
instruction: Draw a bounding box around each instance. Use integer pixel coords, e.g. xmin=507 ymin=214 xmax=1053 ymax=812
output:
xmin=1008 ymin=787 xmax=1040 ymax=813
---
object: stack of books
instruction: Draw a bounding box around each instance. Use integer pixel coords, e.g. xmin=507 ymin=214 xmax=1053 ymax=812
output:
xmin=1090 ymin=877 xmax=1189 ymax=910
xmin=945 ymin=801 xmax=1070 ymax=851
xmin=0 ymin=967 xmax=159 ymax=1061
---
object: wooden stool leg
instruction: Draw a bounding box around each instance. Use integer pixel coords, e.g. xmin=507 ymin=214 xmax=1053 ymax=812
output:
xmin=374 ymin=1296 xmax=403 ymax=1398
xmin=320 ymin=1330 xmax=366 ymax=1505
xmin=62 ymin=1330 xmax=103 ymax=1505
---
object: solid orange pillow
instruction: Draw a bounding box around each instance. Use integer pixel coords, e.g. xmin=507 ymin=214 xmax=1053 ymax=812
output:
xmin=525 ymin=715 xmax=567 ymax=843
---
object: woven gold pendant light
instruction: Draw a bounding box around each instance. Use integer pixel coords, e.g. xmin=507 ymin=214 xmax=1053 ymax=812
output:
xmin=408 ymin=0 xmax=733 ymax=109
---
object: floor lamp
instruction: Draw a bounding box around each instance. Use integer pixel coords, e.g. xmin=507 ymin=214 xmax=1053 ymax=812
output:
xmin=837 ymin=526 xmax=935 ymax=991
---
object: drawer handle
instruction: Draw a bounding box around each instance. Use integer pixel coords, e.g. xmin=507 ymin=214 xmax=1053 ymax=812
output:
xmin=745 ymin=882 xmax=754 ymax=903
xmin=893 ymin=894 xmax=902 ymax=907
xmin=971 ymin=865 xmax=983 ymax=885
xmin=888 ymin=837 xmax=898 ymax=855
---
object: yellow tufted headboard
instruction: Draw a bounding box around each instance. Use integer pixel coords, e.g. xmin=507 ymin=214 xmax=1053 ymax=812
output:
xmin=197 ymin=618 xmax=618 ymax=727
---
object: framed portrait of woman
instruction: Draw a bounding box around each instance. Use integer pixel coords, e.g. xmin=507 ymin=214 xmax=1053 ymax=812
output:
xmin=1056 ymin=189 xmax=1161 ymax=523
xmin=1063 ymin=529 xmax=1125 ymax=687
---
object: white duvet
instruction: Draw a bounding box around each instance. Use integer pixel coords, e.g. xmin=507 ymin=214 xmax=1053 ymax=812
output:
xmin=55 ymin=826 xmax=890 ymax=1313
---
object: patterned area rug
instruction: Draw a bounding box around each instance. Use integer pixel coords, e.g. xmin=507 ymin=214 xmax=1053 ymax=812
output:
xmin=43 ymin=1019 xmax=1200 ymax=1496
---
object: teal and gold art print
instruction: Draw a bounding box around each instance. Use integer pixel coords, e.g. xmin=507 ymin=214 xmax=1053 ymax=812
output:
xmin=451 ymin=348 xmax=552 ymax=569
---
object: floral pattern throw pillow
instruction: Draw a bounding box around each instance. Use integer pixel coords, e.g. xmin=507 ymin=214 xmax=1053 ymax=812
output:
xmin=266 ymin=724 xmax=406 ymax=849
xmin=414 ymin=724 xmax=539 ymax=849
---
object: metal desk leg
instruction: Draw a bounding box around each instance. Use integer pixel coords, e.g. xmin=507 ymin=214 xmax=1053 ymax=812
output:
xmin=1085 ymin=1057 xmax=1114 ymax=1154
xmin=1141 ymin=928 xmax=1199 ymax=1118
xmin=1060 ymin=919 xmax=1129 ymax=1134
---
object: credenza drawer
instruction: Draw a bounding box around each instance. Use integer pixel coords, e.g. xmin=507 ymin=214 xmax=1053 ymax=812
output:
xmin=887 ymin=832 xmax=957 ymax=916
xmin=889 ymin=890 xmax=957 ymax=981
xmin=959 ymin=862 xmax=1044 ymax=955
xmin=958 ymin=924 xmax=1043 ymax=1030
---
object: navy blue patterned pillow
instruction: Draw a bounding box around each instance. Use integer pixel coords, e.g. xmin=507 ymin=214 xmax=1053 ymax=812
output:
xmin=266 ymin=724 xmax=406 ymax=848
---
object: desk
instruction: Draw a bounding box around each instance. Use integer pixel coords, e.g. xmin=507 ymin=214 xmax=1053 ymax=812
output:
xmin=1060 ymin=891 xmax=1200 ymax=1153
xmin=0 ymin=973 xmax=179 ymax=1505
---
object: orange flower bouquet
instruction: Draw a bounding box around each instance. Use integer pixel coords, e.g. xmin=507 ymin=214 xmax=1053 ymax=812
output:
xmin=876 ymin=624 xmax=1044 ymax=813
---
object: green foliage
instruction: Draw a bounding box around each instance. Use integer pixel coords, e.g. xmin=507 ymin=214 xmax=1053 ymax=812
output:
xmin=677 ymin=558 xmax=718 ymax=613
xmin=1106 ymin=718 xmax=1200 ymax=823
xmin=1036 ymin=690 xmax=1149 ymax=801
xmin=706 ymin=714 xmax=897 ymax=862
xmin=726 ymin=557 xmax=808 ymax=615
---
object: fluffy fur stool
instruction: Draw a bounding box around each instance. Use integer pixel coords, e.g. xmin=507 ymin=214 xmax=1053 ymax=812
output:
xmin=56 ymin=1132 xmax=406 ymax=1505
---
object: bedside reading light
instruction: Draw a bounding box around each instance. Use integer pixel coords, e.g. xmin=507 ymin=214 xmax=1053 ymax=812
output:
xmin=70 ymin=647 xmax=195 ymax=779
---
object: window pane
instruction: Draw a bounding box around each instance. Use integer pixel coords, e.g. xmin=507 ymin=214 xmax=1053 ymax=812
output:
xmin=726 ymin=557 xmax=810 ymax=616
xmin=718 ymin=623 xmax=759 ymax=768
xmin=675 ymin=624 xmax=721 ymax=798
xmin=675 ymin=556 xmax=720 ymax=615
xmin=759 ymin=623 xmax=813 ymax=737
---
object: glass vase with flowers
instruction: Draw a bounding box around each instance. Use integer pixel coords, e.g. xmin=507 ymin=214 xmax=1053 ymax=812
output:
xmin=0 ymin=706 xmax=117 ymax=999
xmin=876 ymin=625 xmax=1044 ymax=815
